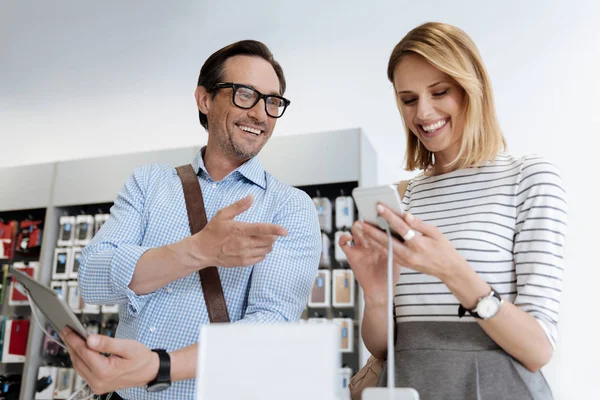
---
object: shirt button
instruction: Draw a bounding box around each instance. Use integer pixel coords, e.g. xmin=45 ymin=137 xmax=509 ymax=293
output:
xmin=212 ymin=183 xmax=217 ymax=188
xmin=150 ymin=327 xmax=156 ymax=333
xmin=167 ymin=288 xmax=173 ymax=294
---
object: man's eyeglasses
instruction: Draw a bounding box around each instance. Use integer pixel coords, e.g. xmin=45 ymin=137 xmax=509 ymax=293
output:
xmin=210 ymin=82 xmax=291 ymax=118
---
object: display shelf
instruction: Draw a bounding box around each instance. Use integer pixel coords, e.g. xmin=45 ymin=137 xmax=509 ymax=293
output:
xmin=0 ymin=207 xmax=47 ymax=399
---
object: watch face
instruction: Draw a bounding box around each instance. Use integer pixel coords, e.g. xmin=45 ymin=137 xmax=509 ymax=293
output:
xmin=147 ymin=382 xmax=171 ymax=393
xmin=477 ymin=297 xmax=500 ymax=319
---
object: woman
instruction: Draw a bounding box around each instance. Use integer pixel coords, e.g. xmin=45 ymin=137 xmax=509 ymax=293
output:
xmin=341 ymin=22 xmax=565 ymax=399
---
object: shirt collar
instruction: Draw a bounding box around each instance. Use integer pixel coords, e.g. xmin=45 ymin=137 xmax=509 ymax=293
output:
xmin=193 ymin=147 xmax=266 ymax=189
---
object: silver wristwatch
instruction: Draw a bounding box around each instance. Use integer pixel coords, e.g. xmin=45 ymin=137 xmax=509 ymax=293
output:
xmin=458 ymin=290 xmax=503 ymax=320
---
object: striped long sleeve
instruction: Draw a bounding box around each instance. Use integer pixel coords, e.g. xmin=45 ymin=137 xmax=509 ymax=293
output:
xmin=513 ymin=156 xmax=567 ymax=348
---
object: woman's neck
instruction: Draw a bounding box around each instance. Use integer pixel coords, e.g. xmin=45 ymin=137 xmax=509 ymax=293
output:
xmin=429 ymin=148 xmax=461 ymax=176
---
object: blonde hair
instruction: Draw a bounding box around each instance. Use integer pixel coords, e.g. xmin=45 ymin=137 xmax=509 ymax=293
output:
xmin=388 ymin=22 xmax=506 ymax=171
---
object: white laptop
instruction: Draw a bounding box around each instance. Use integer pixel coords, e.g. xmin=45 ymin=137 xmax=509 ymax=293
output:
xmin=197 ymin=322 xmax=340 ymax=400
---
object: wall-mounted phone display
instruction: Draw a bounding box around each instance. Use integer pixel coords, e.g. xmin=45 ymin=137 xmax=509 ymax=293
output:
xmin=74 ymin=215 xmax=94 ymax=246
xmin=333 ymin=318 xmax=354 ymax=353
xmin=52 ymin=248 xmax=71 ymax=280
xmin=332 ymin=270 xmax=355 ymax=308
xmin=57 ymin=216 xmax=76 ymax=247
xmin=308 ymin=270 xmax=331 ymax=308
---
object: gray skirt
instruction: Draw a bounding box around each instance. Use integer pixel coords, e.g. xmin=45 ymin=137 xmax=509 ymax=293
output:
xmin=377 ymin=322 xmax=553 ymax=400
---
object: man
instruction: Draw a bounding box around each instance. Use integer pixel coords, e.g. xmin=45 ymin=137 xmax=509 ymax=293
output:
xmin=61 ymin=40 xmax=321 ymax=399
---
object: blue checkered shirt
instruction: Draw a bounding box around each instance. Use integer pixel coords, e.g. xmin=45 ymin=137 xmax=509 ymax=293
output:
xmin=78 ymin=150 xmax=321 ymax=399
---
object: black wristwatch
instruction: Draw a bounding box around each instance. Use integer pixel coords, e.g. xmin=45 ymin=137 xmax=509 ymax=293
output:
xmin=146 ymin=349 xmax=171 ymax=393
xmin=458 ymin=290 xmax=503 ymax=320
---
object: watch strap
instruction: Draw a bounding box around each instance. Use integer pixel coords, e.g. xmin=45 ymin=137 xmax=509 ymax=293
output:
xmin=457 ymin=290 xmax=501 ymax=319
xmin=458 ymin=303 xmax=482 ymax=319
xmin=148 ymin=349 xmax=171 ymax=387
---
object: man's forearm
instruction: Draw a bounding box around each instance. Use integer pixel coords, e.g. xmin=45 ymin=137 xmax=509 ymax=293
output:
xmin=167 ymin=310 xmax=287 ymax=384
xmin=129 ymin=238 xmax=204 ymax=295
xmin=168 ymin=342 xmax=198 ymax=382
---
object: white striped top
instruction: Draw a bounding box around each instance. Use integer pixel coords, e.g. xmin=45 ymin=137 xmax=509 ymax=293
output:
xmin=395 ymin=153 xmax=567 ymax=348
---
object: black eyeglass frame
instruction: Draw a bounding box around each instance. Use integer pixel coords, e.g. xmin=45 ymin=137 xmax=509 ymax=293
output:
xmin=210 ymin=82 xmax=291 ymax=118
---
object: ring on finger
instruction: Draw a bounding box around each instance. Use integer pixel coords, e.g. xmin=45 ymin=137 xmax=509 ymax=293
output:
xmin=402 ymin=229 xmax=416 ymax=241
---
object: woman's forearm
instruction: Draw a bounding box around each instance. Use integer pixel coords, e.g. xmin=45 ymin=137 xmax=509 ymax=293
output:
xmin=479 ymin=302 xmax=553 ymax=372
xmin=443 ymin=261 xmax=553 ymax=372
xmin=361 ymin=295 xmax=390 ymax=360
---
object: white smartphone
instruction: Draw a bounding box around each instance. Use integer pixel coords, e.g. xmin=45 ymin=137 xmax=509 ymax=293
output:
xmin=57 ymin=216 xmax=76 ymax=247
xmin=352 ymin=184 xmax=405 ymax=241
xmin=335 ymin=196 xmax=355 ymax=229
xmin=334 ymin=231 xmax=348 ymax=263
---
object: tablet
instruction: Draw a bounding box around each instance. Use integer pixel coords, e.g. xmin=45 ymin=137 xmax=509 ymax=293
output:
xmin=8 ymin=266 xmax=88 ymax=340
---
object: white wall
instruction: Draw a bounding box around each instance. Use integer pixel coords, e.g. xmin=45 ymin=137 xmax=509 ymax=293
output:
xmin=2 ymin=0 xmax=598 ymax=398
